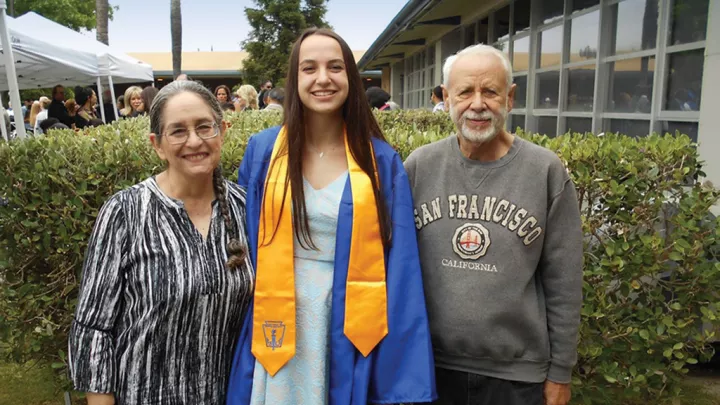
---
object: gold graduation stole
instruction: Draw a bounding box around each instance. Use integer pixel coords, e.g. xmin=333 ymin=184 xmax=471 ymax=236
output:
xmin=251 ymin=126 xmax=388 ymax=376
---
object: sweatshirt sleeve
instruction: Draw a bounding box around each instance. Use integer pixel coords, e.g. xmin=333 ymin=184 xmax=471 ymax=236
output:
xmin=539 ymin=177 xmax=584 ymax=384
xmin=68 ymin=195 xmax=127 ymax=393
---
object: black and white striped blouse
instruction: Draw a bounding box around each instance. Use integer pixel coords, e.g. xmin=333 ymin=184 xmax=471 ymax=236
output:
xmin=69 ymin=176 xmax=254 ymax=405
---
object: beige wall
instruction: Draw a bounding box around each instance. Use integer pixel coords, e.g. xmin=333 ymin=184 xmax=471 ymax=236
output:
xmin=697 ymin=0 xmax=720 ymax=209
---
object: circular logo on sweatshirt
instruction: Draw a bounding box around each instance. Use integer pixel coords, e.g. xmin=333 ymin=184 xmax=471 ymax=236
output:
xmin=452 ymin=223 xmax=491 ymax=260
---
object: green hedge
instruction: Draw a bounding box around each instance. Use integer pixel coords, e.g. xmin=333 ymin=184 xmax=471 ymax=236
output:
xmin=1 ymin=111 xmax=719 ymax=404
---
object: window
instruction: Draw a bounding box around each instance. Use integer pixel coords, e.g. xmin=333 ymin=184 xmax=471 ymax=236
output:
xmin=514 ymin=0 xmax=531 ymax=35
xmin=495 ymin=5 xmax=511 ymax=42
xmin=572 ymin=0 xmax=600 ymax=14
xmin=569 ymin=10 xmax=599 ymax=63
xmin=514 ymin=75 xmax=528 ymax=109
xmin=478 ymin=18 xmax=489 ymax=44
xmin=611 ymin=0 xmax=660 ymax=55
xmin=662 ymin=121 xmax=698 ymax=142
xmin=539 ymin=25 xmax=563 ymax=69
xmin=669 ymin=0 xmax=709 ymax=45
xmin=539 ymin=0 xmax=565 ymax=25
xmin=513 ymin=36 xmax=530 ymax=72
xmin=566 ymin=65 xmax=596 ymax=111
xmin=511 ymin=114 xmax=526 ymax=132
xmin=536 ymin=71 xmax=560 ymax=108
xmin=608 ymin=119 xmax=650 ymax=137
xmin=538 ymin=116 xmax=559 ymax=136
xmin=607 ymin=56 xmax=655 ymax=113
xmin=567 ymin=117 xmax=593 ymax=134
xmin=664 ymin=49 xmax=704 ymax=111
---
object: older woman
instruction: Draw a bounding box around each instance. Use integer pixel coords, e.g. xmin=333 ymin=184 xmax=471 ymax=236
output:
xmin=69 ymin=81 xmax=255 ymax=405
xmin=121 ymin=86 xmax=144 ymax=118
xmin=234 ymin=84 xmax=258 ymax=111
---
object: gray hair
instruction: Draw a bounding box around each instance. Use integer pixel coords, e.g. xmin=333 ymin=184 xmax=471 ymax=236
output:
xmin=442 ymin=44 xmax=513 ymax=93
xmin=149 ymin=80 xmax=224 ymax=138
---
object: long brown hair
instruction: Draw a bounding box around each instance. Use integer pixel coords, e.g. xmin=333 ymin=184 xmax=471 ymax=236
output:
xmin=265 ymin=28 xmax=391 ymax=250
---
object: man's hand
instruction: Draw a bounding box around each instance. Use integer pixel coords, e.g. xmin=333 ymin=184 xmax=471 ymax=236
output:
xmin=544 ymin=380 xmax=571 ymax=405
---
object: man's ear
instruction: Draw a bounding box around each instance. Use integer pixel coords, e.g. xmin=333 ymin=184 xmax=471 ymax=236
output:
xmin=149 ymin=133 xmax=167 ymax=161
xmin=441 ymin=85 xmax=450 ymax=112
xmin=507 ymin=83 xmax=517 ymax=113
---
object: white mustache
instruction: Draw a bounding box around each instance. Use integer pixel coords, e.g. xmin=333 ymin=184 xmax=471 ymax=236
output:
xmin=463 ymin=111 xmax=495 ymax=120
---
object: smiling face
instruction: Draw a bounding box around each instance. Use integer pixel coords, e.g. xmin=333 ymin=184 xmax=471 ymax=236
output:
xmin=150 ymin=91 xmax=225 ymax=180
xmin=447 ymin=53 xmax=515 ymax=144
xmin=297 ymin=34 xmax=349 ymax=116
xmin=131 ymin=95 xmax=143 ymax=111
xmin=216 ymin=88 xmax=228 ymax=103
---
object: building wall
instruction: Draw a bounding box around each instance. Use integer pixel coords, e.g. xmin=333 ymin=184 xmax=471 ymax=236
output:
xmin=391 ymin=0 xmax=711 ymax=146
xmin=697 ymin=0 xmax=720 ymax=192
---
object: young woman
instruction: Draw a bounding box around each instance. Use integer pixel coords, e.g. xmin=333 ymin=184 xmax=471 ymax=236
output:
xmin=73 ymin=87 xmax=98 ymax=129
xmin=121 ymin=86 xmax=144 ymax=118
xmin=28 ymin=100 xmax=42 ymax=132
xmin=227 ymin=28 xmax=436 ymax=405
xmin=215 ymin=85 xmax=232 ymax=104
xmin=234 ymin=85 xmax=259 ymax=111
xmin=33 ymin=97 xmax=51 ymax=134
xmin=69 ymin=81 xmax=254 ymax=405
xmin=141 ymin=86 xmax=159 ymax=113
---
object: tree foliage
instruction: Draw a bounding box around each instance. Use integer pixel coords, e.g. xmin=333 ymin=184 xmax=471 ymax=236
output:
xmin=241 ymin=0 xmax=330 ymax=88
xmin=12 ymin=0 xmax=116 ymax=32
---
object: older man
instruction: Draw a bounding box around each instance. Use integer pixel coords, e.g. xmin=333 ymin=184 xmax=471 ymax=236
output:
xmin=404 ymin=44 xmax=583 ymax=405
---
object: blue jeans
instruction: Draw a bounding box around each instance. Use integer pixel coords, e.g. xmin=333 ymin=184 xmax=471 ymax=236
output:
xmin=428 ymin=367 xmax=544 ymax=405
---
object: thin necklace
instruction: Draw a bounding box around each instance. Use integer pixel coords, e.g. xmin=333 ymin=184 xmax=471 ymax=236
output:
xmin=307 ymin=141 xmax=340 ymax=159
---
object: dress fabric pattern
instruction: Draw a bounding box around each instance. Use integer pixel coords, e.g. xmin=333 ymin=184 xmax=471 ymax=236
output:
xmin=249 ymin=171 xmax=348 ymax=405
xmin=68 ymin=177 xmax=254 ymax=405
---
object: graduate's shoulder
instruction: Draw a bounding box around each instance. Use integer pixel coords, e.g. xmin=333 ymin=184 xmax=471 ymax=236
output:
xmin=247 ymin=126 xmax=282 ymax=155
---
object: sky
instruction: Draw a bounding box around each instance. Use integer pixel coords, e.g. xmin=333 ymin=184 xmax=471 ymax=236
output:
xmin=93 ymin=0 xmax=409 ymax=53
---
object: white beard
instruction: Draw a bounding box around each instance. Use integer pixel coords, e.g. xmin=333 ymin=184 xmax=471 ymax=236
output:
xmin=451 ymin=105 xmax=508 ymax=144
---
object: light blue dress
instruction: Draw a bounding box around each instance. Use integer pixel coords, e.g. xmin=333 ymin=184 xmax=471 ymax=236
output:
xmin=249 ymin=171 xmax=348 ymax=405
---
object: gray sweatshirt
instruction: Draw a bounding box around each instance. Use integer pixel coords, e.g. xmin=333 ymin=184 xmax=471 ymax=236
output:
xmin=404 ymin=134 xmax=583 ymax=384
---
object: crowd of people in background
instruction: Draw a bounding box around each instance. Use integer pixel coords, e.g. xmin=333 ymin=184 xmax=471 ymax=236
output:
xmin=4 ymin=73 xmax=449 ymax=139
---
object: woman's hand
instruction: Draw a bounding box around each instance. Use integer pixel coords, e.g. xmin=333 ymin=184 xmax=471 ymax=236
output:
xmin=86 ymin=392 xmax=115 ymax=405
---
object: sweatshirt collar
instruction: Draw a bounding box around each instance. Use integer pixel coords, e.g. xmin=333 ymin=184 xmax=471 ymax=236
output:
xmin=450 ymin=132 xmax=523 ymax=169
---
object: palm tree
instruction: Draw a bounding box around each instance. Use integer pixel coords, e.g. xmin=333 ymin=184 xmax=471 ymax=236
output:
xmin=171 ymin=0 xmax=182 ymax=79
xmin=96 ymin=0 xmax=109 ymax=45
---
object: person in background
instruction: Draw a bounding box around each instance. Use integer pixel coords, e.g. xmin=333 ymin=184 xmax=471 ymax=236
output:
xmin=226 ymin=27 xmax=436 ymax=405
xmin=117 ymin=95 xmax=125 ymax=116
xmin=74 ymin=87 xmax=98 ymax=129
xmin=257 ymin=80 xmax=272 ymax=109
xmin=39 ymin=117 xmax=60 ymax=133
xmin=221 ymin=102 xmax=236 ymax=112
xmin=365 ymin=86 xmax=392 ymax=111
xmin=235 ymin=85 xmax=259 ymax=111
xmin=23 ymin=106 xmax=33 ymax=133
xmin=65 ymin=99 xmax=78 ymax=122
xmin=68 ymin=80 xmax=254 ymax=405
xmin=49 ymin=85 xmax=75 ymax=127
xmin=100 ymin=89 xmax=117 ymax=123
xmin=431 ymin=85 xmax=445 ymax=113
xmin=175 ymin=73 xmax=191 ymax=81
xmin=121 ymin=86 xmax=144 ymax=118
xmin=141 ymin=86 xmax=160 ymax=113
xmin=33 ymin=97 xmax=52 ymax=134
xmin=263 ymin=88 xmax=284 ymax=112
xmin=29 ymin=100 xmax=42 ymax=133
xmin=404 ymin=44 xmax=583 ymax=405
xmin=215 ymin=85 xmax=232 ymax=105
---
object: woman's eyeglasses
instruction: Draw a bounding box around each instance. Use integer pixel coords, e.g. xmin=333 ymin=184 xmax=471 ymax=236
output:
xmin=164 ymin=122 xmax=219 ymax=145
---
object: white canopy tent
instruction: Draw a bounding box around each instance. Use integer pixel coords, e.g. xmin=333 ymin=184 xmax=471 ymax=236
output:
xmin=14 ymin=12 xmax=154 ymax=124
xmin=0 ymin=10 xmax=154 ymax=139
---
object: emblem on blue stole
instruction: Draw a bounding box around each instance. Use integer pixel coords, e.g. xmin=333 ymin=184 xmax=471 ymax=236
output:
xmin=262 ymin=321 xmax=286 ymax=350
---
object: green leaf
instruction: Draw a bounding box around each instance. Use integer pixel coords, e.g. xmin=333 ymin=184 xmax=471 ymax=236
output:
xmin=639 ymin=330 xmax=650 ymax=340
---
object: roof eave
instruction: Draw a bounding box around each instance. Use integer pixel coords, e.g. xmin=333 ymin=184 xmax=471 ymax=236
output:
xmin=357 ymin=0 xmax=438 ymax=70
